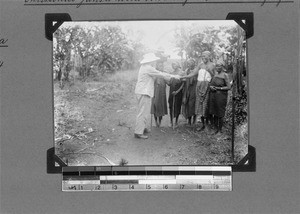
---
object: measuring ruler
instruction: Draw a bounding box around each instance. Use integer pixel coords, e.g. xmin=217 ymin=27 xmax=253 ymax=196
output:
xmin=62 ymin=166 xmax=232 ymax=191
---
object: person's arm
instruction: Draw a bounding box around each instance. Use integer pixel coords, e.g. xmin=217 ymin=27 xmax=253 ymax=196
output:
xmin=147 ymin=66 xmax=179 ymax=80
xmin=180 ymin=67 xmax=198 ymax=79
xmin=216 ymin=74 xmax=231 ymax=91
xmin=207 ymin=63 xmax=216 ymax=78
xmin=172 ymin=82 xmax=184 ymax=95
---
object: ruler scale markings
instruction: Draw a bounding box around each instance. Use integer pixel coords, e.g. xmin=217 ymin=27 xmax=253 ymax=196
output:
xmin=62 ymin=166 xmax=232 ymax=191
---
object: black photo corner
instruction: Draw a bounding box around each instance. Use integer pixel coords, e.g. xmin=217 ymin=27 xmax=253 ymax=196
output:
xmin=47 ymin=12 xmax=255 ymax=174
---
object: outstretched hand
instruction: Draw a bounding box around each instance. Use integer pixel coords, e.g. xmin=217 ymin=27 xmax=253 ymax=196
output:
xmin=180 ymin=76 xmax=187 ymax=81
xmin=210 ymin=86 xmax=217 ymax=91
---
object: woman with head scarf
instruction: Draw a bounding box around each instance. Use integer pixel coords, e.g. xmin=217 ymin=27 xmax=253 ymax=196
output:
xmin=150 ymin=56 xmax=169 ymax=127
xmin=168 ymin=61 xmax=184 ymax=128
xmin=209 ymin=63 xmax=231 ymax=135
xmin=182 ymin=58 xmax=197 ymax=126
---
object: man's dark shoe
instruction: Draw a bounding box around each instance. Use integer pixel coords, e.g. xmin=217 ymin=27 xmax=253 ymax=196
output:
xmin=134 ymin=134 xmax=148 ymax=139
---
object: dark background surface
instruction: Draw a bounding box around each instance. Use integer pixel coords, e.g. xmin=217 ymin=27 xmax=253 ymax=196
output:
xmin=0 ymin=1 xmax=299 ymax=213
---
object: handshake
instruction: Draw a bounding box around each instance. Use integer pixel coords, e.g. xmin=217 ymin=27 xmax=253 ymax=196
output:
xmin=172 ymin=74 xmax=181 ymax=80
xmin=165 ymin=74 xmax=182 ymax=80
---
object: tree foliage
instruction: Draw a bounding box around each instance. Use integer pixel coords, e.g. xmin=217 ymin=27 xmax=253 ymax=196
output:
xmin=53 ymin=24 xmax=146 ymax=81
xmin=173 ymin=24 xmax=242 ymax=65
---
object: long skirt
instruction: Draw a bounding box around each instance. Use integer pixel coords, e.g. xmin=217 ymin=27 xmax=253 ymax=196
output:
xmin=168 ymin=79 xmax=183 ymax=118
xmin=151 ymin=78 xmax=168 ymax=117
xmin=182 ymin=78 xmax=197 ymax=119
xmin=195 ymin=80 xmax=209 ymax=117
xmin=209 ymin=77 xmax=228 ymax=117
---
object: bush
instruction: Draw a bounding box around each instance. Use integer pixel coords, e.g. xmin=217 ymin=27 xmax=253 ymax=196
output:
xmin=224 ymin=86 xmax=247 ymax=128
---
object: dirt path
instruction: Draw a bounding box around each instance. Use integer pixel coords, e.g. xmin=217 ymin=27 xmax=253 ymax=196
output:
xmin=55 ymin=78 xmax=233 ymax=166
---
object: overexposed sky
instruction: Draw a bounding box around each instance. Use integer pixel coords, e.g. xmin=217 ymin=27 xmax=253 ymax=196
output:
xmin=60 ymin=20 xmax=238 ymax=59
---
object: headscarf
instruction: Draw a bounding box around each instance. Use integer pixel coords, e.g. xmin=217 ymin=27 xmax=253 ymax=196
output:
xmin=172 ymin=61 xmax=181 ymax=70
xmin=202 ymin=51 xmax=211 ymax=57
xmin=215 ymin=63 xmax=224 ymax=73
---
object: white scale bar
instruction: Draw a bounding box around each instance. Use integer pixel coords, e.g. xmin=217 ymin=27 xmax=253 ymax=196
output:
xmin=101 ymin=175 xmax=176 ymax=180
xmin=63 ymin=180 xmax=100 ymax=185
xmin=101 ymin=175 xmax=222 ymax=180
xmin=139 ymin=179 xmax=177 ymax=184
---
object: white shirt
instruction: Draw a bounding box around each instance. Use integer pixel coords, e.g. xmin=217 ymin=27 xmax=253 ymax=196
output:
xmin=135 ymin=64 xmax=172 ymax=98
xmin=197 ymin=69 xmax=212 ymax=82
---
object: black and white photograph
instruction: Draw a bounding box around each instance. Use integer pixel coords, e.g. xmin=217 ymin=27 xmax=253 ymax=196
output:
xmin=53 ymin=20 xmax=248 ymax=166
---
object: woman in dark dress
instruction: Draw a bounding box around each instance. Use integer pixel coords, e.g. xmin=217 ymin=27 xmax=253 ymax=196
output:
xmin=209 ymin=64 xmax=231 ymax=135
xmin=151 ymin=61 xmax=168 ymax=127
xmin=168 ymin=62 xmax=184 ymax=128
xmin=182 ymin=59 xmax=197 ymax=126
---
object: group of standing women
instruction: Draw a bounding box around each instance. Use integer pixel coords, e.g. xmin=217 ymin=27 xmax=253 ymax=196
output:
xmin=150 ymin=51 xmax=231 ymax=135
